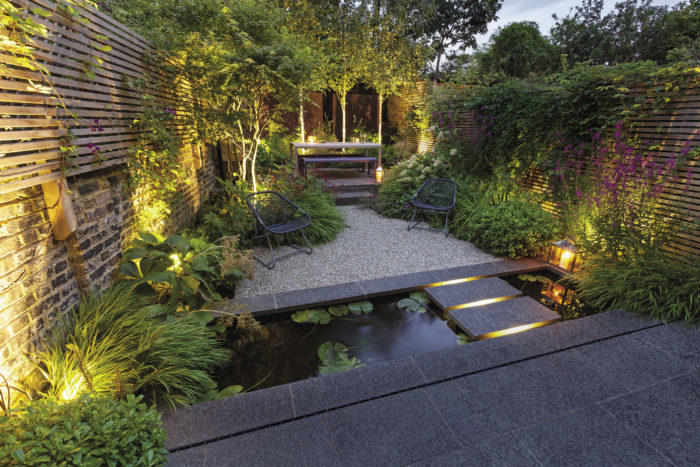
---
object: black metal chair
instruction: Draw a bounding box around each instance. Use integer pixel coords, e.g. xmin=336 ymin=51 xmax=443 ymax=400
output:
xmin=245 ymin=191 xmax=312 ymax=269
xmin=407 ymin=178 xmax=457 ymax=237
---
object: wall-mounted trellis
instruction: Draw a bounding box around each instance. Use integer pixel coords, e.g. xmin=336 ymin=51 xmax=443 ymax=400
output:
xmin=1 ymin=0 xmax=197 ymax=237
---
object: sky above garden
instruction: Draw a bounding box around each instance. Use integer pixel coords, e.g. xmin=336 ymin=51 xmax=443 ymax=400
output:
xmin=473 ymin=0 xmax=683 ymax=47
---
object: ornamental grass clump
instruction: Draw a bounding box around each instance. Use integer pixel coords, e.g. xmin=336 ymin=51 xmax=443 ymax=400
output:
xmin=36 ymin=283 xmax=229 ymax=408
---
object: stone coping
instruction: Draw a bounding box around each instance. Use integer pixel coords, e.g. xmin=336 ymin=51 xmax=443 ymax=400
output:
xmin=163 ymin=306 xmax=664 ymax=452
xmin=228 ymin=258 xmax=545 ymax=317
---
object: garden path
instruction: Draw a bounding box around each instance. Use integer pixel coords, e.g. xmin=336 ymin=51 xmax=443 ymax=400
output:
xmin=235 ymin=205 xmax=496 ymax=297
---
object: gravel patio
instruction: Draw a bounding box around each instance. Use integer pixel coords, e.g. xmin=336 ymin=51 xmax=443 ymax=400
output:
xmin=236 ymin=205 xmax=496 ymax=297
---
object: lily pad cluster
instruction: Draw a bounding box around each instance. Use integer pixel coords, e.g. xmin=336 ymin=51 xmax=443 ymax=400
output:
xmin=397 ymin=291 xmax=431 ymax=313
xmin=291 ymin=300 xmax=374 ymax=324
xmin=317 ymin=341 xmax=365 ymax=376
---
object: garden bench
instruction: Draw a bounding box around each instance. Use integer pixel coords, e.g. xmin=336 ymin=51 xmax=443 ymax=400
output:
xmin=301 ymin=155 xmax=377 ymax=176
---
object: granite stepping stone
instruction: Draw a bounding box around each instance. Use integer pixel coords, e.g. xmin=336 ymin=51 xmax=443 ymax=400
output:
xmin=449 ymin=296 xmax=560 ymax=340
xmin=425 ymin=276 xmax=522 ymax=311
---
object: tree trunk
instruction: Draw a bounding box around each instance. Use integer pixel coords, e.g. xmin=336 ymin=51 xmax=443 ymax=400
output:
xmin=298 ymin=89 xmax=305 ymax=142
xmin=434 ymin=37 xmax=445 ymax=79
xmin=340 ymin=92 xmax=347 ymax=142
xmin=377 ymin=91 xmax=383 ymax=145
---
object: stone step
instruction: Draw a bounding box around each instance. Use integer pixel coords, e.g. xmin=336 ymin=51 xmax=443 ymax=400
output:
xmin=448 ymin=296 xmax=561 ymax=340
xmin=334 ymin=191 xmax=375 ymax=205
xmin=425 ymin=276 xmax=522 ymax=311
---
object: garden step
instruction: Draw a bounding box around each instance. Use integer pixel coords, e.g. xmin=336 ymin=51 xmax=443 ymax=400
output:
xmin=448 ymin=296 xmax=561 ymax=340
xmin=424 ymin=277 xmax=522 ymax=311
xmin=334 ymin=190 xmax=375 ymax=205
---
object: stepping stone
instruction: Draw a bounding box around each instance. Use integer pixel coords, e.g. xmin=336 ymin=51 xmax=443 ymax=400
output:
xmin=449 ymin=296 xmax=561 ymax=340
xmin=425 ymin=277 xmax=522 ymax=311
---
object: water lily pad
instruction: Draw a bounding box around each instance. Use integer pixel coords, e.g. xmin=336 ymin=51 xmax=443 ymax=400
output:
xmin=291 ymin=308 xmax=331 ymax=324
xmin=328 ymin=304 xmax=349 ymax=317
xmin=397 ymin=297 xmax=427 ymax=313
xmin=409 ymin=291 xmax=430 ymax=304
xmin=348 ymin=300 xmax=373 ymax=315
xmin=317 ymin=341 xmax=365 ymax=375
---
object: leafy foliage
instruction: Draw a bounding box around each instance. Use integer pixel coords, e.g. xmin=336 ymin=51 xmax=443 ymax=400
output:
xmin=575 ymin=252 xmax=700 ymax=325
xmin=476 ymin=21 xmax=559 ymax=77
xmin=456 ymin=333 xmax=473 ymax=345
xmin=119 ymin=231 xmax=252 ymax=307
xmin=35 ymin=284 xmax=229 ymax=408
xmin=550 ymin=0 xmax=697 ymax=65
xmin=317 ymin=341 xmax=365 ymax=376
xmin=0 ymin=394 xmax=168 ymax=466
xmin=460 ymin=200 xmax=557 ymax=258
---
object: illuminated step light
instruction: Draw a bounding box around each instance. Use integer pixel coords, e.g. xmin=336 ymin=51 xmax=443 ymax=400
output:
xmin=475 ymin=319 xmax=560 ymax=340
xmin=445 ymin=294 xmax=521 ymax=312
xmin=425 ymin=275 xmax=491 ymax=288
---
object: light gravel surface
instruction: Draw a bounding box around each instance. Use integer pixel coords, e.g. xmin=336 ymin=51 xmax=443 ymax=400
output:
xmin=236 ymin=205 xmax=496 ymax=297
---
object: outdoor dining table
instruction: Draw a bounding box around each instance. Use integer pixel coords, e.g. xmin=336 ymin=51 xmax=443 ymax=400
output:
xmin=289 ymin=141 xmax=382 ymax=176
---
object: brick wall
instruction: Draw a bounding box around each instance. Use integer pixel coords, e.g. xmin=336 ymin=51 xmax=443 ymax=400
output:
xmin=0 ymin=145 xmax=219 ymax=382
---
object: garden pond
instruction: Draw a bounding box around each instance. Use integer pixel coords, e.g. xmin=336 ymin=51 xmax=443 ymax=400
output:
xmin=218 ymin=269 xmax=599 ymax=393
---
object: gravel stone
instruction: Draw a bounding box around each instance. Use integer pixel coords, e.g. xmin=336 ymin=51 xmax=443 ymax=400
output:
xmin=236 ymin=205 xmax=495 ymax=297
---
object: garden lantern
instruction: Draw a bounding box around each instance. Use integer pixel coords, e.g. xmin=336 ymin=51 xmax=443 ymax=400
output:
xmin=375 ymin=166 xmax=384 ymax=183
xmin=547 ymin=239 xmax=582 ymax=273
xmin=307 ymin=136 xmax=314 ymax=143
xmin=544 ymin=281 xmax=574 ymax=307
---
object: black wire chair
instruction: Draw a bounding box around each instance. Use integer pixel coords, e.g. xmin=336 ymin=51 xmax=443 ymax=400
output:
xmin=407 ymin=178 xmax=457 ymax=237
xmin=245 ymin=191 xmax=312 ymax=269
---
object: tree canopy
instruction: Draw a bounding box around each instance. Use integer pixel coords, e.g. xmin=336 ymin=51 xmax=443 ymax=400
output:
xmin=477 ymin=21 xmax=559 ymax=78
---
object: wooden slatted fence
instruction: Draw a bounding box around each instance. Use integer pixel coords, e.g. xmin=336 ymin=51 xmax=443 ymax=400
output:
xmin=393 ymin=79 xmax=699 ymax=257
xmin=0 ymin=0 xmax=196 ymax=198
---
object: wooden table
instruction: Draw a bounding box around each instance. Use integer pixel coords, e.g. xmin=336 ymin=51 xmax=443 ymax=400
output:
xmin=289 ymin=142 xmax=382 ymax=176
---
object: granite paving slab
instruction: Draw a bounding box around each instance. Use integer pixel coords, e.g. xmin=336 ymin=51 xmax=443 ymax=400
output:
xmin=327 ymin=389 xmax=460 ymax=466
xmin=506 ymin=348 xmax=628 ymax=415
xmin=170 ymin=413 xmax=339 ymax=467
xmin=600 ymin=370 xmax=700 ymax=466
xmin=574 ymin=332 xmax=695 ymax=391
xmin=290 ymin=356 xmax=427 ymax=417
xmin=516 ymin=405 xmax=672 ymax=466
xmin=410 ymin=434 xmax=540 ymax=467
xmin=424 ymin=366 xmax=554 ymax=446
xmin=632 ymin=321 xmax=700 ymax=368
xmin=449 ymin=296 xmax=560 ymax=339
xmin=162 ymin=384 xmax=293 ymax=451
xmin=425 ymin=276 xmax=522 ymax=311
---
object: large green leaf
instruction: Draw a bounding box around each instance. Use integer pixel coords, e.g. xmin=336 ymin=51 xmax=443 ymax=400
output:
xmin=328 ymin=304 xmax=349 ymax=317
xmin=409 ymin=291 xmax=430 ymax=304
xmin=317 ymin=341 xmax=365 ymax=376
xmin=347 ymin=300 xmax=373 ymax=315
xmin=291 ymin=308 xmax=331 ymax=324
xmin=397 ymin=298 xmax=427 ymax=313
xmin=118 ymin=261 xmax=140 ymax=279
xmin=165 ymin=235 xmax=191 ymax=252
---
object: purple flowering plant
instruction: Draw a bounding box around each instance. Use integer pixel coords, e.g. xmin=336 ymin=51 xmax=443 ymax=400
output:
xmin=547 ymin=122 xmax=697 ymax=258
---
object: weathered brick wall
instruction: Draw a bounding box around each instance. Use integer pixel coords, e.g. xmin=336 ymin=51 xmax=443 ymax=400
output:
xmin=0 ymin=145 xmax=219 ymax=382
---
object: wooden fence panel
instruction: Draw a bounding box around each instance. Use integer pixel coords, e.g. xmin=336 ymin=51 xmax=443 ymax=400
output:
xmin=0 ymin=0 xmax=196 ymax=196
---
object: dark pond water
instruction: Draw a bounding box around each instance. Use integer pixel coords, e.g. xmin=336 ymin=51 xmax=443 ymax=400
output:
xmin=218 ymin=294 xmax=462 ymax=392
xmin=501 ymin=269 xmax=599 ymax=321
